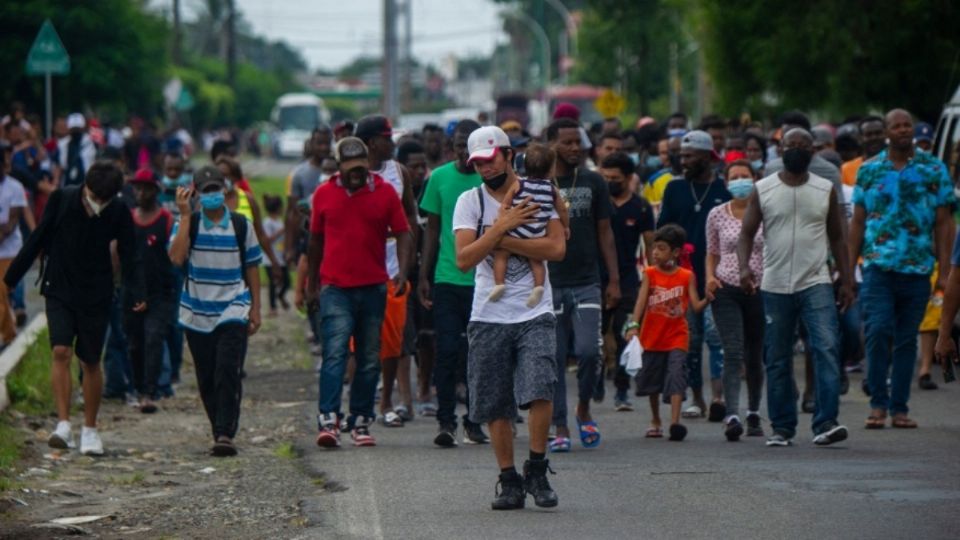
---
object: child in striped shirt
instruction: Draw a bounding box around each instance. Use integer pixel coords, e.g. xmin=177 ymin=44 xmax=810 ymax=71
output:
xmin=489 ymin=144 xmax=569 ymax=308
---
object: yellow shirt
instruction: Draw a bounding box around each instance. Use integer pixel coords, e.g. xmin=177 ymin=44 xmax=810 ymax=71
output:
xmin=644 ymin=169 xmax=674 ymax=210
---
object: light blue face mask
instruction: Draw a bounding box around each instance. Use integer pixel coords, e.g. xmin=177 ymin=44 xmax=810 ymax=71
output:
xmin=645 ymin=155 xmax=662 ymax=170
xmin=628 ymin=153 xmax=640 ymax=166
xmin=750 ymin=159 xmax=764 ymax=172
xmin=727 ymin=178 xmax=755 ymax=199
xmin=199 ymin=191 xmax=225 ymax=210
xmin=162 ymin=173 xmax=191 ymax=189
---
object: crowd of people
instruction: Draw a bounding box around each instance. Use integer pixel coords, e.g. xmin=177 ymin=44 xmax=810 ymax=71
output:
xmin=3 ymin=97 xmax=960 ymax=512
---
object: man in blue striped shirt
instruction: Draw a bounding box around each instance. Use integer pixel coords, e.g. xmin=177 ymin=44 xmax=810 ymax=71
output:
xmin=169 ymin=166 xmax=262 ymax=457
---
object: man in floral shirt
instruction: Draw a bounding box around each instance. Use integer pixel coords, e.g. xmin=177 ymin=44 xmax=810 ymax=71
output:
xmin=850 ymin=108 xmax=956 ymax=430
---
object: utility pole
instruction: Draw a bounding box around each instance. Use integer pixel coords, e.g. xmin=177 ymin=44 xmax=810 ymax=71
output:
xmin=225 ymin=0 xmax=236 ymax=88
xmin=383 ymin=0 xmax=400 ymax=121
xmin=402 ymin=0 xmax=413 ymax=112
xmin=172 ymin=0 xmax=182 ymax=65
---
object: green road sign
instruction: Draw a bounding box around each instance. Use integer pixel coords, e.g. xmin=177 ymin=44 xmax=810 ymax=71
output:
xmin=26 ymin=20 xmax=70 ymax=75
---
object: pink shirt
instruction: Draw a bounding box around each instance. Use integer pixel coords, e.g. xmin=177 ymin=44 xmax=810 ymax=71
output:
xmin=706 ymin=202 xmax=764 ymax=287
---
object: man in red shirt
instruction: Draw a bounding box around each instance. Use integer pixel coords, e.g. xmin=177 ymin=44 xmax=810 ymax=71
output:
xmin=306 ymin=137 xmax=413 ymax=448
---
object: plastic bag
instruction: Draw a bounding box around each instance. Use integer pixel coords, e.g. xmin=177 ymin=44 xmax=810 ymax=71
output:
xmin=620 ymin=336 xmax=643 ymax=377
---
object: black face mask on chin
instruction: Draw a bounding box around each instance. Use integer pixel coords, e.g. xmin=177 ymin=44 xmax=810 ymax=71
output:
xmin=608 ymin=181 xmax=625 ymax=197
xmin=782 ymin=149 xmax=813 ymax=174
xmin=483 ymin=171 xmax=508 ymax=191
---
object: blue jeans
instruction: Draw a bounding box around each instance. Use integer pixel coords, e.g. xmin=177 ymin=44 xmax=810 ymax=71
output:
xmin=104 ymin=291 xmax=133 ymax=397
xmin=684 ymin=308 xmax=724 ymax=393
xmin=10 ymin=280 xmax=24 ymax=311
xmin=838 ymin=285 xmax=863 ymax=365
xmin=763 ymin=284 xmax=841 ymax=438
xmin=317 ymin=284 xmax=386 ymax=426
xmin=861 ymin=268 xmax=930 ymax=415
xmin=552 ymin=284 xmax=602 ymax=428
xmin=704 ymin=306 xmax=724 ymax=381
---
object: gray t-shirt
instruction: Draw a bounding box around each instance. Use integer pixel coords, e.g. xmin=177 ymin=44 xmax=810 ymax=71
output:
xmin=290 ymin=161 xmax=324 ymax=201
xmin=764 ymin=154 xmax=844 ymax=204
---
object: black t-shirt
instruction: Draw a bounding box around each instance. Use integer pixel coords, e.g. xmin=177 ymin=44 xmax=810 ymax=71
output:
xmin=601 ymin=194 xmax=655 ymax=294
xmin=549 ymin=168 xmax=613 ymax=288
xmin=131 ymin=208 xmax=176 ymax=301
xmin=656 ymin=178 xmax=730 ymax=295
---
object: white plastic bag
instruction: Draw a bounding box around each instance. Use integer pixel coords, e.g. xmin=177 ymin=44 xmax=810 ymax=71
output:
xmin=619 ymin=336 xmax=643 ymax=377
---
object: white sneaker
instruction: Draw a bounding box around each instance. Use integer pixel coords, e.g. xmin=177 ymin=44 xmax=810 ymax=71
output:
xmin=80 ymin=427 xmax=105 ymax=456
xmin=48 ymin=420 xmax=74 ymax=449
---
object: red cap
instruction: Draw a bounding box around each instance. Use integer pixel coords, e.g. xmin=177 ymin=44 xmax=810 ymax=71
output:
xmin=130 ymin=168 xmax=159 ymax=185
xmin=552 ymin=102 xmax=581 ymax=121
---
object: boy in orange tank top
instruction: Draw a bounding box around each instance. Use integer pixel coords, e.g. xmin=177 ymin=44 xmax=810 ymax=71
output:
xmin=625 ymin=224 xmax=708 ymax=441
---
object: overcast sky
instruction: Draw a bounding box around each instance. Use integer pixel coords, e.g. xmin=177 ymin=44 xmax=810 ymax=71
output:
xmin=168 ymin=0 xmax=506 ymax=71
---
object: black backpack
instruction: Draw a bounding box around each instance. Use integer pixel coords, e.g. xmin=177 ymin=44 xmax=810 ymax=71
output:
xmin=185 ymin=211 xmax=251 ymax=290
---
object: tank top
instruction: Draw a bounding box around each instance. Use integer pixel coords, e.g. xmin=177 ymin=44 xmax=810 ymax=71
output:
xmin=234 ymin=190 xmax=254 ymax=222
xmin=756 ymin=173 xmax=833 ymax=294
xmin=374 ymin=159 xmax=404 ymax=278
xmin=639 ymin=266 xmax=692 ymax=352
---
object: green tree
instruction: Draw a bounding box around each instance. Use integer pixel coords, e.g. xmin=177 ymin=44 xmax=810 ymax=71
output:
xmin=698 ymin=0 xmax=960 ymax=121
xmin=0 ymin=0 xmax=168 ymax=120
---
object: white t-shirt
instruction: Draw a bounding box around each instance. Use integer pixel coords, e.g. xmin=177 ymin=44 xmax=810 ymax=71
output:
xmin=452 ymin=185 xmax=559 ymax=324
xmin=262 ymin=216 xmax=284 ymax=267
xmin=0 ymin=177 xmax=27 ymax=259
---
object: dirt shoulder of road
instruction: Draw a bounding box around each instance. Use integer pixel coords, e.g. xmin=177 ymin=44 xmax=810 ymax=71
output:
xmin=1 ymin=308 xmax=326 ymax=539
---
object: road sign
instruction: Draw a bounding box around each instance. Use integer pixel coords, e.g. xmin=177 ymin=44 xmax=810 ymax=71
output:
xmin=26 ymin=20 xmax=70 ymax=76
xmin=594 ymin=89 xmax=625 ymax=118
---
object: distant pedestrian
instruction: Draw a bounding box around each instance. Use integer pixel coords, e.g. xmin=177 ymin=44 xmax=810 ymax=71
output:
xmin=262 ymin=194 xmax=289 ymax=315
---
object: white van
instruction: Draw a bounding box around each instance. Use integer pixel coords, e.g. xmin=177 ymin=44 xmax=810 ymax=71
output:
xmin=271 ymin=93 xmax=331 ymax=159
xmin=933 ymin=84 xmax=960 ymax=182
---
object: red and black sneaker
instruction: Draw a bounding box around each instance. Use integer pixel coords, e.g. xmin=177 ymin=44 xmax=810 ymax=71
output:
xmin=316 ymin=413 xmax=341 ymax=448
xmin=351 ymin=416 xmax=376 ymax=447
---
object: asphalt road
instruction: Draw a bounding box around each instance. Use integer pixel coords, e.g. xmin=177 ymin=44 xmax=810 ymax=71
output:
xmin=293 ymin=364 xmax=960 ymax=540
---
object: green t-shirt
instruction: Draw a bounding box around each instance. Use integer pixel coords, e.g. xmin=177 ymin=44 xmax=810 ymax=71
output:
xmin=420 ymin=161 xmax=482 ymax=286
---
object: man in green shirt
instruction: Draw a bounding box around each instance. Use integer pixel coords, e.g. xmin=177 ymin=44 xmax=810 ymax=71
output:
xmin=418 ymin=119 xmax=489 ymax=447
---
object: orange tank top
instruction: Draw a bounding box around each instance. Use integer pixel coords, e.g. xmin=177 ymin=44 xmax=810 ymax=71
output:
xmin=640 ymin=266 xmax=692 ymax=352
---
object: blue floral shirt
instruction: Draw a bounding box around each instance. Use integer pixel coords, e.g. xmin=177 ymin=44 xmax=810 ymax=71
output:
xmin=853 ymin=150 xmax=955 ymax=274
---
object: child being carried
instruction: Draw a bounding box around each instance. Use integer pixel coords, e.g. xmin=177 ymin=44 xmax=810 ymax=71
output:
xmin=489 ymin=143 xmax=569 ymax=307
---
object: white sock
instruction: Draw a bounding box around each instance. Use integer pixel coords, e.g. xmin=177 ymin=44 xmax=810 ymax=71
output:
xmin=725 ymin=415 xmax=740 ymax=424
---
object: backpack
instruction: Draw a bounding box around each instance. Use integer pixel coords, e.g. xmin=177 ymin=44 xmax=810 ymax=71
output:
xmin=186 ymin=211 xmax=251 ymax=289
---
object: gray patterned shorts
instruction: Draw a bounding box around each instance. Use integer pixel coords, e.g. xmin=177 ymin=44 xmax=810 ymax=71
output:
xmin=466 ymin=313 xmax=557 ymax=424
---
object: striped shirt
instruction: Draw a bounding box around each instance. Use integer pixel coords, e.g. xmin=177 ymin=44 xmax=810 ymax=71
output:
xmin=170 ymin=210 xmax=262 ymax=333
xmin=509 ymin=177 xmax=556 ymax=239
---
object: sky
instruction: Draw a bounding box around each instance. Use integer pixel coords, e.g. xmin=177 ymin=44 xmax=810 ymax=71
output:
xmin=171 ymin=0 xmax=507 ymax=71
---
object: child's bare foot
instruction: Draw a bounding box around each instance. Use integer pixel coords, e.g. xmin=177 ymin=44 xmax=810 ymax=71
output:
xmin=488 ymin=284 xmax=506 ymax=302
xmin=525 ymin=286 xmax=544 ymax=308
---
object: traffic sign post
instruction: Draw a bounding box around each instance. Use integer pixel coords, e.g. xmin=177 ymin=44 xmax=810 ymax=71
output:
xmin=26 ymin=20 xmax=70 ymax=140
xmin=594 ymin=89 xmax=626 ymax=119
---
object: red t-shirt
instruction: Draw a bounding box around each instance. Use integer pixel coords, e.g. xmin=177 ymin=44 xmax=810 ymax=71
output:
xmin=640 ymin=266 xmax=692 ymax=352
xmin=310 ymin=173 xmax=410 ymax=288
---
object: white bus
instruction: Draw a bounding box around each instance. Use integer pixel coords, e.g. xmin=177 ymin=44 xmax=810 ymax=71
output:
xmin=271 ymin=93 xmax=331 ymax=159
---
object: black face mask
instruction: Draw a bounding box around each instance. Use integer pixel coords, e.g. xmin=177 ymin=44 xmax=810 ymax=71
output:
xmin=482 ymin=171 xmax=508 ymax=191
xmin=782 ymin=149 xmax=813 ymax=174
xmin=608 ymin=182 xmax=625 ymax=197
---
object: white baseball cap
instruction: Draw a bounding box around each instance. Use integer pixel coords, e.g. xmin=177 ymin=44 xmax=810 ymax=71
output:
xmin=466 ymin=126 xmax=511 ymax=164
xmin=67 ymin=113 xmax=86 ymax=130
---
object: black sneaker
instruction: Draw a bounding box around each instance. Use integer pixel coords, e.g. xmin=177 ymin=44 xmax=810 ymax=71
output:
xmin=708 ymin=402 xmax=726 ymax=422
xmin=918 ymin=374 xmax=938 ymax=390
xmin=668 ymin=423 xmax=687 ymax=441
xmin=434 ymin=423 xmax=457 ymax=448
xmin=745 ymin=413 xmax=764 ymax=437
xmin=523 ymin=459 xmax=558 ymax=508
xmin=491 ymin=471 xmax=525 ymax=510
xmin=813 ymin=423 xmax=848 ymax=446
xmin=801 ymin=396 xmax=815 ymax=414
xmin=766 ymin=432 xmax=793 ymax=447
xmin=724 ymin=417 xmax=744 ymax=442
xmin=463 ymin=423 xmax=489 ymax=445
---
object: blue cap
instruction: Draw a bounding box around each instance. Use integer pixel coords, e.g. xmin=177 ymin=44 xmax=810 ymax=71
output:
xmin=915 ymin=122 xmax=934 ymax=142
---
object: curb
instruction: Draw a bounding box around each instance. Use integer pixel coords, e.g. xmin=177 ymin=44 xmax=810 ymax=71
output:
xmin=0 ymin=313 xmax=48 ymax=412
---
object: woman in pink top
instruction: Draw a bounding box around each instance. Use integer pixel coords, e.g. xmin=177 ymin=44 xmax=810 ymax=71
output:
xmin=705 ymin=160 xmax=765 ymax=442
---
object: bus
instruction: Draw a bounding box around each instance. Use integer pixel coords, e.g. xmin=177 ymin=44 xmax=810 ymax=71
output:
xmin=271 ymin=93 xmax=331 ymax=159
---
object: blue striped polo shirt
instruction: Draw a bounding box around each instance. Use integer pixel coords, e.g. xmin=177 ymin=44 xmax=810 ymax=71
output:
xmin=170 ymin=210 xmax=262 ymax=333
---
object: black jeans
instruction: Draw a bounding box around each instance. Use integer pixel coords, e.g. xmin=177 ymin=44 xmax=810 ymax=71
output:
xmin=123 ymin=295 xmax=175 ymax=399
xmin=711 ymin=285 xmax=764 ymax=417
xmin=601 ymin=288 xmax=638 ymax=394
xmin=432 ymin=283 xmax=474 ymax=427
xmin=266 ymin=266 xmax=290 ymax=310
xmin=185 ymin=322 xmax=248 ymax=440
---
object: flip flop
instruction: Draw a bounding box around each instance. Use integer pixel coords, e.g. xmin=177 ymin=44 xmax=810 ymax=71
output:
xmin=381 ymin=411 xmax=403 ymax=427
xmin=549 ymin=436 xmax=571 ymax=453
xmin=682 ymin=405 xmax=703 ymax=419
xmin=394 ymin=405 xmax=414 ymax=422
xmin=577 ymin=419 xmax=601 ymax=448
xmin=644 ymin=426 xmax=663 ymax=438
xmin=891 ymin=416 xmax=917 ymax=429
xmin=416 ymin=402 xmax=437 ymax=417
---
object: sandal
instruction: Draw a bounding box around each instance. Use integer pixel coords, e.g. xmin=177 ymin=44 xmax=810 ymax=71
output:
xmin=891 ymin=416 xmax=917 ymax=429
xmin=681 ymin=405 xmax=703 ymax=419
xmin=416 ymin=402 xmax=437 ymax=417
xmin=394 ymin=405 xmax=414 ymax=422
xmin=548 ymin=436 xmax=571 ymax=453
xmin=864 ymin=414 xmax=886 ymax=429
xmin=577 ymin=419 xmax=601 ymax=448
xmin=381 ymin=411 xmax=404 ymax=427
xmin=644 ymin=426 xmax=663 ymax=438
